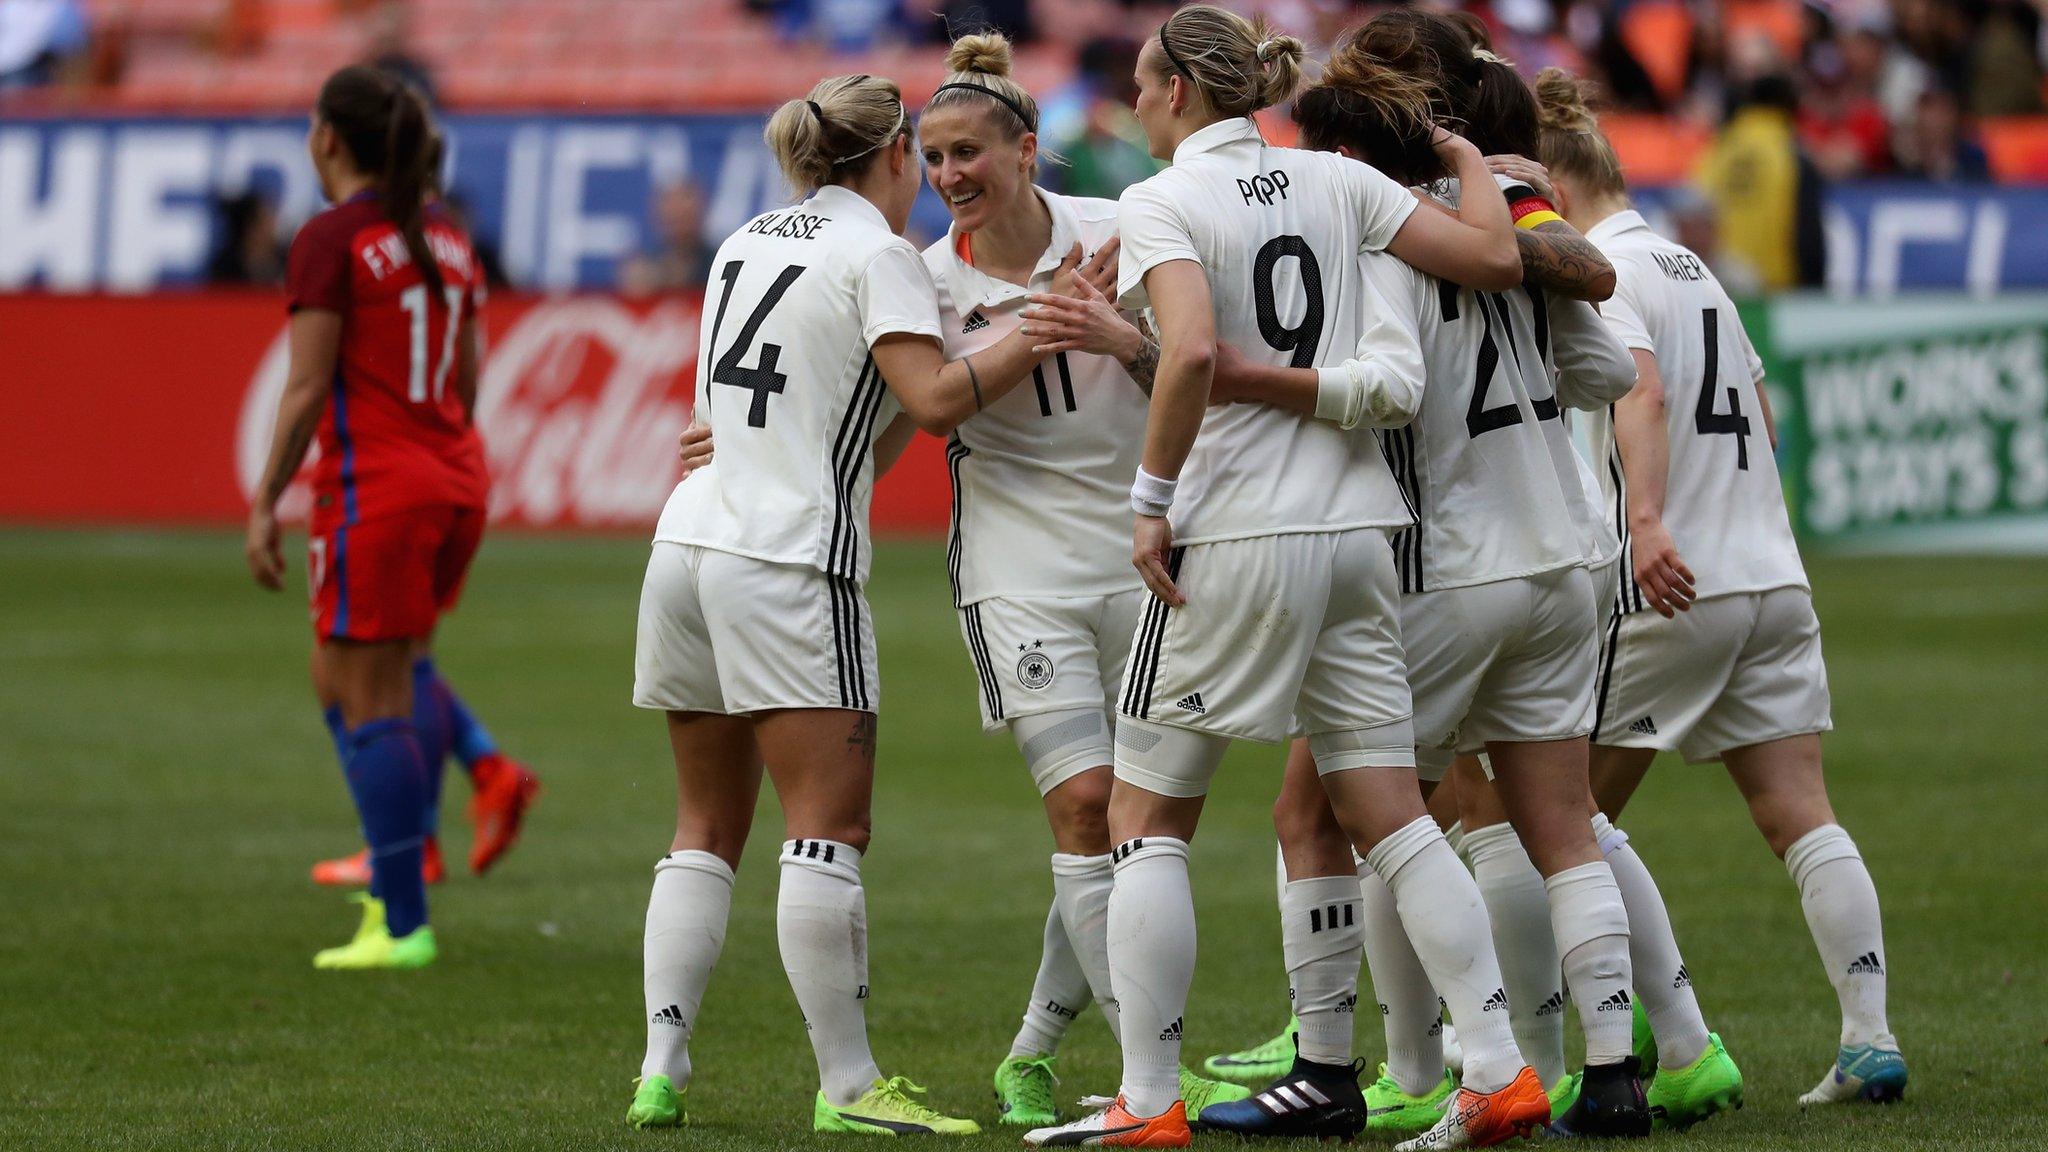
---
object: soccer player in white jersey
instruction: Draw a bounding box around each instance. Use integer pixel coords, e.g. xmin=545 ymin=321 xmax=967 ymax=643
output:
xmin=911 ymin=31 xmax=1249 ymax=1128
xmin=626 ymin=73 xmax=1087 ymax=1135
xmin=1535 ymin=69 xmax=1907 ymax=1109
xmin=1022 ymin=7 xmax=1540 ymax=1146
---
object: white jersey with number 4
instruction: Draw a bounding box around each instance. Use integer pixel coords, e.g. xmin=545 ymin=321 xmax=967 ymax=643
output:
xmin=655 ymin=185 xmax=942 ymax=584
xmin=1116 ymin=117 xmax=1420 ymax=543
xmin=923 ymin=190 xmax=1147 ymax=606
xmin=1585 ymin=210 xmax=1806 ymax=612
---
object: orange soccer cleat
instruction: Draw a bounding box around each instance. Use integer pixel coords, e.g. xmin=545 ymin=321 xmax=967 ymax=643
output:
xmin=310 ymin=837 xmax=445 ymax=886
xmin=1395 ymin=1066 xmax=1551 ymax=1150
xmin=1024 ymin=1096 xmax=1192 ymax=1147
xmin=467 ymin=753 xmax=541 ymax=875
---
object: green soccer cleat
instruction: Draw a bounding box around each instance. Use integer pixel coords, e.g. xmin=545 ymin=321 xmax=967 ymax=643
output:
xmin=1648 ymin=1033 xmax=1743 ymax=1128
xmin=1632 ymin=1000 xmax=1658 ymax=1077
xmin=1548 ymin=1070 xmax=1583 ymax=1118
xmin=312 ymin=893 xmax=437 ymax=970
xmin=1201 ymin=1017 xmax=1298 ymax=1085
xmin=1179 ymin=1064 xmax=1252 ymax=1121
xmin=814 ymin=1076 xmax=981 ymax=1135
xmin=1365 ymin=1063 xmax=1456 ymax=1133
xmin=628 ymin=1074 xmax=685 ymax=1128
xmin=994 ymin=1056 xmax=1059 ymax=1127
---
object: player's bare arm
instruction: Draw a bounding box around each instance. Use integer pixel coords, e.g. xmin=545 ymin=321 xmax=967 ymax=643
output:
xmin=1385 ymin=131 xmax=1521 ymax=292
xmin=1613 ymin=347 xmax=1697 ymax=617
xmin=872 ymin=246 xmax=1089 ymax=437
xmin=452 ymin=314 xmax=481 ymax=423
xmin=871 ymin=413 xmax=919 ymax=477
xmin=1129 ymin=258 xmax=1214 ymax=606
xmin=245 ymin=308 xmax=343 ymax=591
xmin=1515 ymin=223 xmax=1616 ymax=302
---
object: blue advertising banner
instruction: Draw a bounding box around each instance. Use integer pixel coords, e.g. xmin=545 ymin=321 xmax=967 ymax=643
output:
xmin=4 ymin=113 xmax=2046 ymax=293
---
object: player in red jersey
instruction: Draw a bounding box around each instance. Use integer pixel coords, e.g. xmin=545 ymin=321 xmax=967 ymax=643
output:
xmin=246 ymin=65 xmax=511 ymax=968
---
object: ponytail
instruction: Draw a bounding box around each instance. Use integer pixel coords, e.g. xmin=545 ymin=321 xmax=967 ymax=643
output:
xmin=315 ymin=65 xmax=444 ymax=295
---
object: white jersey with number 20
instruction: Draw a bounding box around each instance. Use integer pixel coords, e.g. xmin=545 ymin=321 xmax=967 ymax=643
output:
xmin=655 ymin=185 xmax=942 ymax=585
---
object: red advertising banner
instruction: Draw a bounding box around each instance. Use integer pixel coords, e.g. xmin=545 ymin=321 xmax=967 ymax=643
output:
xmin=0 ymin=292 xmax=954 ymax=533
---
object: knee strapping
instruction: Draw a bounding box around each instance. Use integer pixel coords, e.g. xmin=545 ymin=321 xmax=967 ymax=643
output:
xmin=1589 ymin=812 xmax=1629 ymax=857
xmin=1014 ymin=709 xmax=1111 ymax=790
xmin=1309 ymin=718 xmax=1417 ymax=775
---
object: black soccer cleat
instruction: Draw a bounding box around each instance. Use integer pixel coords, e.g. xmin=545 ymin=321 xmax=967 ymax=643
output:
xmin=1550 ymin=1056 xmax=1652 ymax=1138
xmin=1197 ymin=1053 xmax=1370 ymax=1140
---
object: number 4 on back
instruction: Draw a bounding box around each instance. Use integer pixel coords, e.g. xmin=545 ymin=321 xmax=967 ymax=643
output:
xmin=1693 ymin=307 xmax=1750 ymax=470
xmin=710 ymin=260 xmax=808 ymax=427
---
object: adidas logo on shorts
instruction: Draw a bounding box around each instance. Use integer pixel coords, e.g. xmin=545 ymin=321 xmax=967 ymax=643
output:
xmin=1629 ymin=716 xmax=1658 ymax=735
xmin=962 ymin=309 xmax=990 ymax=333
xmin=651 ymin=1004 xmax=686 ymax=1027
xmin=1596 ymin=990 xmax=1633 ymax=1012
xmin=1535 ymin=991 xmax=1566 ymax=1017
xmin=1175 ymin=693 xmax=1207 ymax=714
xmin=1674 ymin=964 xmax=1692 ymax=988
xmin=1481 ymin=988 xmax=1509 ymax=1012
xmin=1159 ymin=1016 xmax=1183 ymax=1041
xmin=1846 ymin=951 xmax=1884 ymax=975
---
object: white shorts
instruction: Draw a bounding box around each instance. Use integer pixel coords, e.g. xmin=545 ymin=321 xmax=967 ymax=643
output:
xmin=1406 ymin=565 xmax=1599 ymax=778
xmin=1116 ymin=529 xmax=1413 ymax=745
xmin=1591 ymin=586 xmax=1831 ymax=762
xmin=957 ymin=591 xmax=1143 ymax=730
xmin=632 ymin=543 xmax=878 ymax=715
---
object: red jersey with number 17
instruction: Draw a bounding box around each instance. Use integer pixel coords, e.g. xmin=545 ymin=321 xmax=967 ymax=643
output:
xmin=286 ymin=192 xmax=489 ymax=533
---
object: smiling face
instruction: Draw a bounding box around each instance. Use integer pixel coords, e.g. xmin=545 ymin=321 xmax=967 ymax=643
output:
xmin=919 ymin=103 xmax=1034 ymax=234
xmin=1132 ymin=39 xmax=1179 ymax=161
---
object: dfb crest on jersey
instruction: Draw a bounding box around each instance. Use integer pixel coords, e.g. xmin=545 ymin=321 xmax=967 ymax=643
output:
xmin=1015 ymin=639 xmax=1054 ymax=690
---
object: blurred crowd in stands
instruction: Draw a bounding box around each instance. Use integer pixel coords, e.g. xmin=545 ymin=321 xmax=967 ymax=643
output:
xmin=5 ymin=0 xmax=2044 ymax=296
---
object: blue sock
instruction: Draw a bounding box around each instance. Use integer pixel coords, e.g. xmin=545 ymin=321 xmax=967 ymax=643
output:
xmin=411 ymin=658 xmax=453 ymax=835
xmin=443 ymin=681 xmax=498 ymax=769
xmin=343 ymin=718 xmax=431 ymax=937
xmin=322 ymin=704 xmax=348 ymax=762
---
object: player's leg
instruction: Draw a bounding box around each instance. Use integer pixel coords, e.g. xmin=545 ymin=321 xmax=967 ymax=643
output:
xmin=631 ymin=709 xmax=759 ymax=1129
xmin=1452 ymin=762 xmax=1569 ymax=1101
xmin=313 ymin=634 xmax=437 ymax=969
xmin=308 ymin=645 xmax=382 ymax=888
xmin=1309 ymin=531 xmax=1546 ymax=1151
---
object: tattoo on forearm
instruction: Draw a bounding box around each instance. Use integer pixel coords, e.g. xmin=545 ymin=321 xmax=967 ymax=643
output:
xmin=846 ymin=714 xmax=878 ymax=762
xmin=1517 ymin=225 xmax=1614 ymax=301
xmin=1124 ymin=337 xmax=1161 ymax=397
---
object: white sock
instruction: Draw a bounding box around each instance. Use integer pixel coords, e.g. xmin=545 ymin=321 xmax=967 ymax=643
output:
xmin=1546 ymin=859 xmax=1635 ymax=1066
xmin=1109 ymin=837 xmax=1195 ymax=1118
xmin=640 ymin=850 xmax=734 ymax=1085
xmin=1594 ymin=815 xmax=1709 ymax=1068
xmin=1366 ymin=816 xmax=1522 ymax=1094
xmin=1011 ymin=900 xmax=1091 ymax=1058
xmin=1052 ymin=852 xmax=1121 ymax=1041
xmin=1357 ymin=856 xmax=1444 ymax=1095
xmin=1281 ymin=874 xmax=1364 ymax=1065
xmin=1785 ymin=824 xmax=1893 ymax=1049
xmin=778 ymin=839 xmax=884 ymax=1106
xmin=1463 ymin=822 xmax=1568 ymax=1089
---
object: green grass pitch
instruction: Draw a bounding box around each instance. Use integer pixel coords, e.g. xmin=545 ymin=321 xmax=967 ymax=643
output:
xmin=2 ymin=529 xmax=2043 ymax=1150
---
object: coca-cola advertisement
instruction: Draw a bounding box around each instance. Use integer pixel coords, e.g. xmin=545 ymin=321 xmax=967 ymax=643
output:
xmin=0 ymin=292 xmax=953 ymax=533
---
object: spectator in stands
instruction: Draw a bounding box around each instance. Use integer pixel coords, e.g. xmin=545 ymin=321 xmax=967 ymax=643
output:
xmin=1801 ymin=32 xmax=1893 ymax=178
xmin=1695 ymin=71 xmax=1826 ymax=290
xmin=363 ymin=0 xmax=436 ymax=106
xmin=1042 ymin=37 xmax=1158 ymax=200
xmin=1666 ymin=186 xmax=1765 ymax=298
xmin=921 ymin=0 xmax=1036 ymax=45
xmin=617 ymin=180 xmax=716 ymax=297
xmin=0 ymin=0 xmax=88 ymax=92
xmin=1896 ymin=84 xmax=1992 ymax=181
xmin=1964 ymin=0 xmax=2043 ymax=116
xmin=205 ymin=190 xmax=286 ymax=286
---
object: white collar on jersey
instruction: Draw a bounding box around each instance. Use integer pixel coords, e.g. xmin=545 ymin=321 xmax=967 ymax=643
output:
xmin=1587 ymin=209 xmax=1652 ymax=246
xmin=1171 ymin=116 xmax=1264 ymax=165
xmin=806 ymin=183 xmax=893 ymax=231
xmin=941 ymin=186 xmax=1083 ymax=317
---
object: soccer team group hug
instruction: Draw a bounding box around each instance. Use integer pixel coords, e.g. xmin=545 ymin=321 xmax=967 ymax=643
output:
xmin=247 ymin=6 xmax=1907 ymax=1147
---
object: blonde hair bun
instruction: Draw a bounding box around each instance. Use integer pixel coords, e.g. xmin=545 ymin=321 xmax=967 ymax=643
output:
xmin=1534 ymin=66 xmax=1598 ymax=133
xmin=946 ymin=32 xmax=1014 ymax=78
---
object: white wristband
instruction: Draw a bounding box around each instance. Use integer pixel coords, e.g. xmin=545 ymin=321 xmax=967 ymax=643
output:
xmin=1130 ymin=466 xmax=1177 ymax=518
